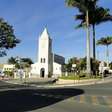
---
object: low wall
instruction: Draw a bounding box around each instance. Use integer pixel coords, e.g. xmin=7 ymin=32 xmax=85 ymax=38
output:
xmin=56 ymin=79 xmax=99 ymax=84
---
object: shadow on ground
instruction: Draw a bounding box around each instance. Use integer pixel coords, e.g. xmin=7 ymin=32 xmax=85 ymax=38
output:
xmin=0 ymin=80 xmax=27 ymax=89
xmin=0 ymin=87 xmax=84 ymax=112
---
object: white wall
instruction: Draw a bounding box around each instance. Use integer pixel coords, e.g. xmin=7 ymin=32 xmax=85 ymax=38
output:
xmin=3 ymin=64 xmax=15 ymax=72
xmin=53 ymin=62 xmax=62 ymax=77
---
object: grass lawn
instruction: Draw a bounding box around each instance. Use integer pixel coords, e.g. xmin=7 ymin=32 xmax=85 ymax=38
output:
xmin=59 ymin=73 xmax=101 ymax=80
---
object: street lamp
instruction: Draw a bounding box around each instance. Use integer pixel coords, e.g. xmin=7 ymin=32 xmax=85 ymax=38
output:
xmin=16 ymin=56 xmax=23 ymax=82
xmin=72 ymin=64 xmax=76 ymax=84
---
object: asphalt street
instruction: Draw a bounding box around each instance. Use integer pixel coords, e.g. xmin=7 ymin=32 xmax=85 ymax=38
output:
xmin=0 ymin=80 xmax=112 ymax=112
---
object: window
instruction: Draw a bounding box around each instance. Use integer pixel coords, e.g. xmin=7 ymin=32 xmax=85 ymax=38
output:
xmin=41 ymin=58 xmax=43 ymax=63
xmin=43 ymin=58 xmax=45 ymax=63
xmin=40 ymin=58 xmax=46 ymax=63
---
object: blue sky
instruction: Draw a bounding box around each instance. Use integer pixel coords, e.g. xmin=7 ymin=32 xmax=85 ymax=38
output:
xmin=0 ymin=0 xmax=112 ymax=63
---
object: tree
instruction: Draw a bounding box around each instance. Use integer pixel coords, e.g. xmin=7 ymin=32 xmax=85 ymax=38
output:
xmin=75 ymin=7 xmax=112 ymax=59
xmin=91 ymin=58 xmax=100 ymax=75
xmin=64 ymin=57 xmax=78 ymax=72
xmin=8 ymin=57 xmax=33 ymax=69
xmin=68 ymin=57 xmax=78 ymax=64
xmin=77 ymin=57 xmax=86 ymax=71
xmin=97 ymin=36 xmax=112 ymax=67
xmin=21 ymin=58 xmax=33 ymax=68
xmin=66 ymin=0 xmax=98 ymax=75
xmin=65 ymin=56 xmax=99 ymax=76
xmin=8 ymin=57 xmax=16 ymax=64
xmin=0 ymin=18 xmax=20 ymax=56
xmin=109 ymin=62 xmax=112 ymax=69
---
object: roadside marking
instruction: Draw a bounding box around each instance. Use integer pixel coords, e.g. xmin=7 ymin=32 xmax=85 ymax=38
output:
xmin=79 ymin=95 xmax=85 ymax=103
xmin=98 ymin=96 xmax=107 ymax=106
xmin=91 ymin=95 xmax=99 ymax=105
xmin=47 ymin=94 xmax=54 ymax=97
xmin=67 ymin=96 xmax=75 ymax=101
xmin=33 ymin=93 xmax=70 ymax=99
xmin=41 ymin=94 xmax=47 ymax=96
xmin=105 ymin=96 xmax=112 ymax=108
xmin=33 ymin=93 xmax=40 ymax=95
xmin=70 ymin=95 xmax=112 ymax=108
xmin=55 ymin=95 xmax=62 ymax=99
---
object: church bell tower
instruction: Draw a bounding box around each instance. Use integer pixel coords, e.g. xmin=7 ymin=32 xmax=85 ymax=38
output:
xmin=38 ymin=27 xmax=53 ymax=77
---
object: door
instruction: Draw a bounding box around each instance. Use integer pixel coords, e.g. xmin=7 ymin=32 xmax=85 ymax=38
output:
xmin=40 ymin=68 xmax=45 ymax=78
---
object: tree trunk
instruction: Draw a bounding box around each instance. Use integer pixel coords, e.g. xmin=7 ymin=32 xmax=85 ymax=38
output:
xmin=92 ymin=24 xmax=96 ymax=75
xmin=92 ymin=24 xmax=96 ymax=60
xmin=86 ymin=10 xmax=91 ymax=75
xmin=106 ymin=45 xmax=109 ymax=67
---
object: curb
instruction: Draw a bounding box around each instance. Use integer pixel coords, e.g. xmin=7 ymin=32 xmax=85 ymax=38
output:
xmin=4 ymin=78 xmax=112 ymax=88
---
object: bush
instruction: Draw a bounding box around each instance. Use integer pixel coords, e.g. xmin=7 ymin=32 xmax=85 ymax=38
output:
xmin=79 ymin=73 xmax=86 ymax=78
xmin=4 ymin=71 xmax=14 ymax=77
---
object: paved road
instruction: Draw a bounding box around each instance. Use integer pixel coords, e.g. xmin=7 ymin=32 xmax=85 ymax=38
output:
xmin=0 ymin=80 xmax=112 ymax=112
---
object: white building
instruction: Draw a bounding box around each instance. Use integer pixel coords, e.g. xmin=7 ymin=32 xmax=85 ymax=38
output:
xmin=30 ymin=28 xmax=65 ymax=78
xmin=3 ymin=64 xmax=15 ymax=72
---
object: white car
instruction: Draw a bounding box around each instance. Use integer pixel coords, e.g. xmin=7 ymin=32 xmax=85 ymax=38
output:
xmin=0 ymin=71 xmax=4 ymax=77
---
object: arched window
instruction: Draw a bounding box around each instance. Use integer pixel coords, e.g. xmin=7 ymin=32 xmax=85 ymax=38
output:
xmin=41 ymin=58 xmax=42 ymax=63
xmin=43 ymin=58 xmax=45 ymax=63
xmin=40 ymin=58 xmax=46 ymax=63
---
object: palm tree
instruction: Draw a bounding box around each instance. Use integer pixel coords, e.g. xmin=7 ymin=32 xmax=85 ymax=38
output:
xmin=21 ymin=58 xmax=33 ymax=68
xmin=66 ymin=0 xmax=98 ymax=75
xmin=97 ymin=36 xmax=112 ymax=67
xmin=8 ymin=57 xmax=33 ymax=69
xmin=8 ymin=57 xmax=17 ymax=64
xmin=75 ymin=7 xmax=112 ymax=60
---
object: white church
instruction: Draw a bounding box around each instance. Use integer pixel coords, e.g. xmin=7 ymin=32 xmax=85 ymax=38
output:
xmin=30 ymin=28 xmax=65 ymax=78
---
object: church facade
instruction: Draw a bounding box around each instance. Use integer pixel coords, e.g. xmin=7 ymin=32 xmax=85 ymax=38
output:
xmin=30 ymin=28 xmax=65 ymax=78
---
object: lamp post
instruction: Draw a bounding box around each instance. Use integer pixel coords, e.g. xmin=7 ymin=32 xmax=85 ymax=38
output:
xmin=16 ymin=56 xmax=23 ymax=82
xmin=72 ymin=64 xmax=76 ymax=84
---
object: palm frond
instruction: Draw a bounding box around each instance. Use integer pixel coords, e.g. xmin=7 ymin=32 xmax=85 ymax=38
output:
xmin=75 ymin=22 xmax=86 ymax=29
xmin=97 ymin=37 xmax=112 ymax=46
xmin=66 ymin=0 xmax=87 ymax=12
xmin=75 ymin=13 xmax=85 ymax=20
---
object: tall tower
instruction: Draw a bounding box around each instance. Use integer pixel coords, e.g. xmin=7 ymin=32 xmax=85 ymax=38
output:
xmin=38 ymin=28 xmax=53 ymax=77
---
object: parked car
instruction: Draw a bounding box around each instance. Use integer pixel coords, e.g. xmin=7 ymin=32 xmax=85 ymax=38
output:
xmin=0 ymin=70 xmax=4 ymax=78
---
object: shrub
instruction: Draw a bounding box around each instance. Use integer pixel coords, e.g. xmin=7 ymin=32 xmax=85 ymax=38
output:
xmin=4 ymin=71 xmax=14 ymax=77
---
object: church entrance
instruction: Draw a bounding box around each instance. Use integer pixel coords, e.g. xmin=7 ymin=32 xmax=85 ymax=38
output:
xmin=40 ymin=68 xmax=45 ymax=78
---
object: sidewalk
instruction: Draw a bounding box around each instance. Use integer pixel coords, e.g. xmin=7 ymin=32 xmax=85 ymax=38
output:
xmin=4 ymin=77 xmax=112 ymax=88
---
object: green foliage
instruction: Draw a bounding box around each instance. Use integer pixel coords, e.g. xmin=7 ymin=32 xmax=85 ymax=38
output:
xmin=91 ymin=58 xmax=100 ymax=75
xmin=75 ymin=7 xmax=112 ymax=28
xmin=97 ymin=36 xmax=112 ymax=46
xmin=8 ymin=57 xmax=16 ymax=64
xmin=4 ymin=71 xmax=14 ymax=77
xmin=65 ymin=57 xmax=86 ymax=72
xmin=60 ymin=72 xmax=101 ymax=80
xmin=21 ymin=58 xmax=33 ymax=68
xmin=65 ymin=57 xmax=100 ymax=75
xmin=66 ymin=0 xmax=98 ymax=12
xmin=66 ymin=0 xmax=112 ymax=60
xmin=60 ymin=75 xmax=79 ymax=80
xmin=77 ymin=57 xmax=86 ymax=71
xmin=0 ymin=18 xmax=20 ymax=56
xmin=8 ymin=57 xmax=33 ymax=69
xmin=65 ymin=57 xmax=78 ymax=72
xmin=109 ymin=62 xmax=112 ymax=69
xmin=97 ymin=36 xmax=112 ymax=67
